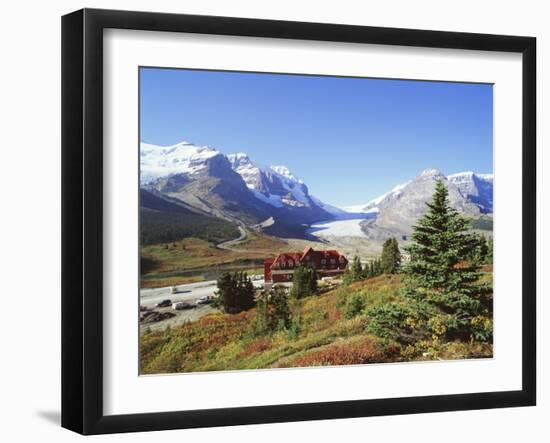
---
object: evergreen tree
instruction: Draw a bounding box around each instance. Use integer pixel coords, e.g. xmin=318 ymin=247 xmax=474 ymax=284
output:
xmin=253 ymin=286 xmax=291 ymax=334
xmin=350 ymin=256 xmax=364 ymax=281
xmin=341 ymin=268 xmax=354 ymax=285
xmin=270 ymin=286 xmax=291 ymax=330
xmin=253 ymin=294 xmax=271 ymax=335
xmin=381 ymin=237 xmax=401 ymax=274
xmin=290 ymin=265 xmax=318 ymax=299
xmin=370 ymin=258 xmax=382 ymax=277
xmin=403 ymin=179 xmax=492 ymax=337
xmin=469 ymin=234 xmax=489 ymax=263
xmin=486 ymin=236 xmax=494 ymax=264
xmin=215 ymin=272 xmax=255 ymax=313
xmin=478 ymin=235 xmax=489 ymax=262
xmin=479 ymin=235 xmax=489 ymax=261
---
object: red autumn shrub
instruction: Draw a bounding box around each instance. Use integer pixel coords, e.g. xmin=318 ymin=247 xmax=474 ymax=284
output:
xmin=287 ymin=337 xmax=399 ymax=367
xmin=239 ymin=337 xmax=272 ymax=358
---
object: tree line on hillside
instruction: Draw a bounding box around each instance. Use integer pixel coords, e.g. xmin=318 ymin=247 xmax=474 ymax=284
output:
xmin=343 ymin=237 xmax=402 ymax=285
xmin=140 ymin=207 xmax=239 ymax=246
xmin=344 ymin=230 xmax=491 ymax=287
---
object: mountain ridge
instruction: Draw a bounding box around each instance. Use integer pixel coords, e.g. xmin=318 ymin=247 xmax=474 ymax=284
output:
xmin=357 ymin=168 xmax=493 ymax=242
xmin=344 ymin=169 xmax=493 ymax=215
xmin=140 ymin=141 xmax=493 ymax=242
xmin=141 ymin=141 xmax=332 ymax=230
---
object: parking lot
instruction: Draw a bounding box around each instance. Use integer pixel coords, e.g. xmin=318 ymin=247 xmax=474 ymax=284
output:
xmin=139 ymin=278 xmax=264 ymax=333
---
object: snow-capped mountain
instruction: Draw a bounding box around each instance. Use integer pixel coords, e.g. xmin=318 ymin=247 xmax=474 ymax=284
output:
xmin=226 ymin=153 xmax=350 ymax=219
xmin=227 ymin=153 xmax=318 ymax=210
xmin=140 ymin=141 xmax=220 ymax=185
xmin=141 ymin=141 xmax=332 ymax=227
xmin=448 ymin=171 xmax=493 ymax=213
xmin=344 ymin=180 xmax=411 ymax=215
xmin=140 ymin=140 xmax=493 ymax=241
xmin=357 ymin=168 xmax=492 ymax=242
xmin=346 ymin=169 xmax=493 ymax=215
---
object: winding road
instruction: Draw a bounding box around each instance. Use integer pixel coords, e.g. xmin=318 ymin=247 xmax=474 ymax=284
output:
xmin=216 ymin=225 xmax=248 ymax=251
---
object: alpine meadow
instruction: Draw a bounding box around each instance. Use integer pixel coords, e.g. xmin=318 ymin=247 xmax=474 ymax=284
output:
xmin=139 ymin=68 xmax=493 ymax=374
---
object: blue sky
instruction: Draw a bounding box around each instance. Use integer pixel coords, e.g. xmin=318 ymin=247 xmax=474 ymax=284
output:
xmin=140 ymin=67 xmax=493 ymax=207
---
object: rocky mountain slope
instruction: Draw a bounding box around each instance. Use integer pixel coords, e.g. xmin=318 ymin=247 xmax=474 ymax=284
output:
xmin=141 ymin=141 xmax=332 ymax=230
xmin=448 ymin=171 xmax=493 ymax=213
xmin=356 ymin=169 xmax=492 ymax=241
xmin=140 ymin=140 xmax=493 ymax=243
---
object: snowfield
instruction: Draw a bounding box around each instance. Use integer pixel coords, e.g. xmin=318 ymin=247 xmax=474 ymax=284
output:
xmin=140 ymin=141 xmax=219 ymax=184
xmin=308 ymin=218 xmax=367 ymax=238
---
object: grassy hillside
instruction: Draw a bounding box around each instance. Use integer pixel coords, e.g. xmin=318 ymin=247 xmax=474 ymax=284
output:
xmin=140 ymin=271 xmax=493 ymax=374
xmin=140 ymin=232 xmax=289 ymax=288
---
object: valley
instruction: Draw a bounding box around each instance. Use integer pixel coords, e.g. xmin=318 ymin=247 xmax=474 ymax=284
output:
xmin=139 ymin=139 xmax=494 ymax=292
xmin=136 ymin=72 xmax=495 ymax=375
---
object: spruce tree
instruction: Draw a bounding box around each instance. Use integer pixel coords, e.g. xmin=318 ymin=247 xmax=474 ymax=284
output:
xmin=469 ymin=234 xmax=489 ymax=263
xmin=270 ymin=286 xmax=291 ymax=330
xmin=215 ymin=272 xmax=255 ymax=313
xmin=350 ymin=256 xmax=363 ymax=281
xmin=381 ymin=237 xmax=401 ymax=274
xmin=371 ymin=258 xmax=382 ymax=277
xmin=290 ymin=265 xmax=318 ymax=299
xmin=403 ymin=179 xmax=492 ymax=336
xmin=478 ymin=235 xmax=489 ymax=262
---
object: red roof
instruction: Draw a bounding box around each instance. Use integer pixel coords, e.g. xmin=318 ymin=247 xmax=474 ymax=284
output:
xmin=268 ymin=248 xmax=346 ymax=268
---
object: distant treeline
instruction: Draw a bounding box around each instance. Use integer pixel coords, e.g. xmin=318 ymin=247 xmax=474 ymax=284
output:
xmin=471 ymin=217 xmax=493 ymax=231
xmin=140 ymin=189 xmax=239 ymax=245
xmin=140 ymin=208 xmax=239 ymax=245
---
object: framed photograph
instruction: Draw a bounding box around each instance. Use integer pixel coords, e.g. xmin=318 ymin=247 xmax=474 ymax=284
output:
xmin=62 ymin=8 xmax=536 ymax=435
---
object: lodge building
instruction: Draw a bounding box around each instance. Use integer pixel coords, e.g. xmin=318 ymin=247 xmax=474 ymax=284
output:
xmin=264 ymin=247 xmax=348 ymax=288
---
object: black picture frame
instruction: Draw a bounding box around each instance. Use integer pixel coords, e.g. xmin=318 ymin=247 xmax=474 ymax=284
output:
xmin=62 ymin=8 xmax=536 ymax=435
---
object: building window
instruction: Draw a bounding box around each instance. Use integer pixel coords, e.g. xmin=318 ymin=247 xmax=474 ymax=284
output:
xmin=330 ymin=258 xmax=336 ymax=264
xmin=321 ymin=259 xmax=326 ymax=265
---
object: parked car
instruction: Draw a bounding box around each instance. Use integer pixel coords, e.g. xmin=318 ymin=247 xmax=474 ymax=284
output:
xmin=172 ymin=301 xmax=195 ymax=310
xmin=197 ymin=295 xmax=215 ymax=305
xmin=156 ymin=299 xmax=172 ymax=308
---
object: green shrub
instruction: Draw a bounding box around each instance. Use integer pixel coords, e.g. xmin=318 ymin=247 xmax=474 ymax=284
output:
xmin=288 ymin=318 xmax=301 ymax=340
xmin=365 ymin=303 xmax=411 ymax=340
xmin=470 ymin=315 xmax=493 ymax=342
xmin=343 ymin=293 xmax=366 ymax=319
